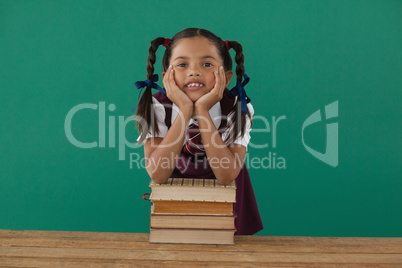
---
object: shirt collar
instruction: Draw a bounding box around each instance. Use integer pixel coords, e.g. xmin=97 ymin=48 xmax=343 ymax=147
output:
xmin=171 ymin=102 xmax=222 ymax=129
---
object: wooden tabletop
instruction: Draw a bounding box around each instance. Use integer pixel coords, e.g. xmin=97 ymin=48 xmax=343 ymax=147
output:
xmin=1 ymin=230 xmax=401 ymax=267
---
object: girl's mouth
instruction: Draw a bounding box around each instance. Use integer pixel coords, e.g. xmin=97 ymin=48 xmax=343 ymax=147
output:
xmin=185 ymin=82 xmax=205 ymax=91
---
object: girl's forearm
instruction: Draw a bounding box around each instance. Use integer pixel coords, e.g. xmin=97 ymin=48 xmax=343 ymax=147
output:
xmin=146 ymin=108 xmax=192 ymax=183
xmin=196 ymin=108 xmax=244 ymax=185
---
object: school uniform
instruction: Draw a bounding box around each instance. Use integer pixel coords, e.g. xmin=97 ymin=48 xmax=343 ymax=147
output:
xmin=139 ymin=89 xmax=263 ymax=235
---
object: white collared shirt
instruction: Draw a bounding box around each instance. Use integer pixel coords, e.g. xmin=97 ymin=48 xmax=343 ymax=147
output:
xmin=137 ymin=96 xmax=254 ymax=149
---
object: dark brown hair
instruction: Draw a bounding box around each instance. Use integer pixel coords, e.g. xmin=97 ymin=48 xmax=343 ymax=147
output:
xmin=136 ymin=28 xmax=251 ymax=144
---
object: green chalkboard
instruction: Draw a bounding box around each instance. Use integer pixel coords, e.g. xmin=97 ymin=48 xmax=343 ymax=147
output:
xmin=1 ymin=0 xmax=401 ymax=236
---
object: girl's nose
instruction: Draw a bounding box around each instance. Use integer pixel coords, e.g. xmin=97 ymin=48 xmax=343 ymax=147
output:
xmin=188 ymin=66 xmax=202 ymax=77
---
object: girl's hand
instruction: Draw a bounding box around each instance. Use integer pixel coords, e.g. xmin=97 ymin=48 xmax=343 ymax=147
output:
xmin=163 ymin=65 xmax=193 ymax=116
xmin=194 ymin=66 xmax=226 ymax=113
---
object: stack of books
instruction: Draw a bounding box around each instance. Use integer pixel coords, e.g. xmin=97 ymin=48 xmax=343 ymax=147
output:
xmin=148 ymin=178 xmax=237 ymax=245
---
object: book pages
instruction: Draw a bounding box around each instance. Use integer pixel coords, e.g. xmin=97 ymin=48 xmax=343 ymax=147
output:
xmin=150 ymin=178 xmax=236 ymax=189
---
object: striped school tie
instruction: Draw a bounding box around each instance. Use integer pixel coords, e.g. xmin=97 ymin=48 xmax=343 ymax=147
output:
xmin=182 ymin=123 xmax=206 ymax=157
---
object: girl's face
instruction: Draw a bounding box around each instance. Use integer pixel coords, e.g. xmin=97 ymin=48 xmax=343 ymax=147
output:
xmin=163 ymin=36 xmax=233 ymax=102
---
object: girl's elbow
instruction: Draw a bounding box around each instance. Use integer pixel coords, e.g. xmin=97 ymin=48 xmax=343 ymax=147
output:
xmin=216 ymin=166 xmax=242 ymax=185
xmin=150 ymin=175 xmax=169 ymax=184
xmin=148 ymin=170 xmax=170 ymax=184
xmin=216 ymin=172 xmax=237 ymax=186
xmin=217 ymin=178 xmax=235 ymax=186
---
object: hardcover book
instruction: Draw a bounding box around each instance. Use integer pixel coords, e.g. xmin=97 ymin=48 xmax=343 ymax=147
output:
xmin=149 ymin=228 xmax=236 ymax=245
xmin=152 ymin=200 xmax=234 ymax=215
xmin=150 ymin=210 xmax=236 ymax=230
xmin=149 ymin=178 xmax=236 ymax=203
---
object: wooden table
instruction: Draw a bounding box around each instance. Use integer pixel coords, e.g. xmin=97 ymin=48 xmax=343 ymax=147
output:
xmin=1 ymin=230 xmax=401 ymax=267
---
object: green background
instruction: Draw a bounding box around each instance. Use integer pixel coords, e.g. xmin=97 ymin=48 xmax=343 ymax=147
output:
xmin=1 ymin=0 xmax=401 ymax=237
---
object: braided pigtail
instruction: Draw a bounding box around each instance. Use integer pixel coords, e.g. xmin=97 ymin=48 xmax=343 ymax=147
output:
xmin=136 ymin=37 xmax=165 ymax=144
xmin=225 ymin=41 xmax=252 ymax=144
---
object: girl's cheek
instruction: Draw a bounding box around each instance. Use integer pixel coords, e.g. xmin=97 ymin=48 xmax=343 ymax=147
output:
xmin=172 ymin=70 xmax=181 ymax=85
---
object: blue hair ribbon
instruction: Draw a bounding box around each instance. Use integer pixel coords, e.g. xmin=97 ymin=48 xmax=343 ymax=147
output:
xmin=229 ymin=74 xmax=251 ymax=114
xmin=132 ymin=74 xmax=166 ymax=111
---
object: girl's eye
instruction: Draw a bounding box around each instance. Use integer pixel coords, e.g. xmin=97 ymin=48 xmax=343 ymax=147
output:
xmin=177 ymin=63 xmax=187 ymax=67
xmin=203 ymin=63 xmax=213 ymax=67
